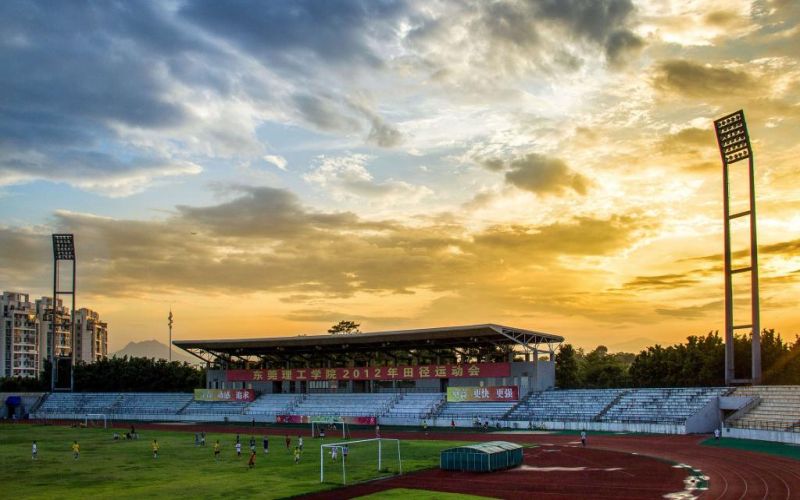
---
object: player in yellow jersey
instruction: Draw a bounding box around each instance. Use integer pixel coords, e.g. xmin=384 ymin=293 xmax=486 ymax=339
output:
xmin=152 ymin=439 xmax=159 ymax=459
xmin=213 ymin=440 xmax=221 ymax=461
xmin=72 ymin=440 xmax=80 ymax=460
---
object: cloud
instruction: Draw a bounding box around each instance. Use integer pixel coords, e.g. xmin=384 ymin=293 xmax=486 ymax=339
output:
xmin=303 ymin=154 xmax=431 ymax=203
xmin=0 ymin=188 xmax=649 ymax=300
xmin=656 ymin=300 xmax=724 ymax=319
xmin=179 ymin=0 xmax=403 ymax=72
xmin=652 ymin=60 xmax=758 ymax=98
xmin=0 ymin=150 xmax=202 ymax=196
xmin=263 ymin=155 xmax=288 ymax=171
xmin=504 ymin=154 xmax=589 ymax=196
xmin=622 ymin=274 xmax=700 ymax=290
xmin=176 ymin=185 xmax=384 ymax=239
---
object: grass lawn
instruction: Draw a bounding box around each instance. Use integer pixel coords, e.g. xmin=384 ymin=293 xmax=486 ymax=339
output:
xmin=354 ymin=487 xmax=497 ymax=499
xmin=700 ymin=437 xmax=800 ymax=460
xmin=0 ymin=424 xmax=470 ymax=499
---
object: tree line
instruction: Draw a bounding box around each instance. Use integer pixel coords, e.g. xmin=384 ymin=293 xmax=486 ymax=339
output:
xmin=0 ymin=356 xmax=204 ymax=392
xmin=556 ymin=329 xmax=800 ymax=388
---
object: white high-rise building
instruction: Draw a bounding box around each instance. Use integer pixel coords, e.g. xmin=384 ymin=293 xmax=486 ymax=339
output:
xmin=0 ymin=291 xmax=109 ymax=378
xmin=36 ymin=296 xmax=72 ymax=361
xmin=74 ymin=308 xmax=108 ymax=363
xmin=0 ymin=292 xmax=40 ymax=378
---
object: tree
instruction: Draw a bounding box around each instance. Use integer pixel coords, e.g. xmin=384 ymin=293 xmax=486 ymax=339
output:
xmin=555 ymin=343 xmax=581 ymax=388
xmin=328 ymin=320 xmax=361 ymax=335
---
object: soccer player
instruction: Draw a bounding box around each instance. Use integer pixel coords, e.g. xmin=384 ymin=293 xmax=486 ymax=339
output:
xmin=319 ymin=428 xmax=325 ymax=439
xmin=580 ymin=430 xmax=587 ymax=447
xmin=714 ymin=428 xmax=720 ymax=440
xmin=32 ymin=441 xmax=38 ymax=460
xmin=375 ymin=424 xmax=380 ymax=438
xmin=235 ymin=441 xmax=242 ymax=458
xmin=285 ymin=435 xmax=291 ymax=451
xmin=248 ymin=449 xmax=256 ymax=469
xmin=330 ymin=446 xmax=338 ymax=462
xmin=293 ymin=445 xmax=301 ymax=464
xmin=262 ymin=435 xmax=269 ymax=455
xmin=194 ymin=432 xmax=200 ymax=446
xmin=213 ymin=440 xmax=221 ymax=461
xmin=152 ymin=439 xmax=159 ymax=459
xmin=342 ymin=445 xmax=349 ymax=461
xmin=72 ymin=440 xmax=80 ymax=460
xmin=298 ymin=435 xmax=303 ymax=452
xmin=200 ymin=431 xmax=206 ymax=446
xmin=249 ymin=436 xmax=256 ymax=454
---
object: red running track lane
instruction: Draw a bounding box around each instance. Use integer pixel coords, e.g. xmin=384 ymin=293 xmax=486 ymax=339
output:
xmin=22 ymin=421 xmax=800 ymax=499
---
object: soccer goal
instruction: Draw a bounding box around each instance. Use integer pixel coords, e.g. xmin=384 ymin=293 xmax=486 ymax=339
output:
xmin=320 ymin=438 xmax=402 ymax=485
xmin=311 ymin=417 xmax=350 ymax=439
xmin=85 ymin=413 xmax=108 ymax=429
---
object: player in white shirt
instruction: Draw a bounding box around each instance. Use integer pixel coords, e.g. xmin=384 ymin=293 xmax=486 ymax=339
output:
xmin=32 ymin=441 xmax=38 ymax=460
xmin=235 ymin=441 xmax=242 ymax=457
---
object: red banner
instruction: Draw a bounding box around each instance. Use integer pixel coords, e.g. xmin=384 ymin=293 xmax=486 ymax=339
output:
xmin=227 ymin=362 xmax=510 ymax=382
xmin=276 ymin=415 xmax=377 ymax=425
xmin=194 ymin=388 xmax=256 ymax=402
xmin=446 ymin=385 xmax=519 ymax=402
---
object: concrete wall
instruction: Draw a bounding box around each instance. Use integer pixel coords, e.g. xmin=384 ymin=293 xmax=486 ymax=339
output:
xmin=685 ymin=397 xmax=721 ymax=433
xmin=723 ymin=426 xmax=800 ymax=445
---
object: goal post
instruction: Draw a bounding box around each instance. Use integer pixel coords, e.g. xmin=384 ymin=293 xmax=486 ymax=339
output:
xmin=320 ymin=438 xmax=402 ymax=484
xmin=311 ymin=416 xmax=349 ymax=439
xmin=85 ymin=413 xmax=107 ymax=429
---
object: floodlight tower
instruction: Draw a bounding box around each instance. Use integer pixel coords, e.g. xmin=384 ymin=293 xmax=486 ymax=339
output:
xmin=52 ymin=234 xmax=76 ymax=391
xmin=713 ymin=110 xmax=760 ymax=385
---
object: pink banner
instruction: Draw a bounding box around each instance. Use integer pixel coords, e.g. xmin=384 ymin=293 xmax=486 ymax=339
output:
xmin=227 ymin=362 xmax=510 ymax=382
xmin=276 ymin=415 xmax=377 ymax=425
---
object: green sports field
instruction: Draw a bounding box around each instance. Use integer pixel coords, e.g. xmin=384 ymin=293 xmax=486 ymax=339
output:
xmin=0 ymin=424 xmax=470 ymax=499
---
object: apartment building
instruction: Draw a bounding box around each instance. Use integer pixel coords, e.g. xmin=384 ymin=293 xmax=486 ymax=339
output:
xmin=0 ymin=292 xmax=40 ymax=378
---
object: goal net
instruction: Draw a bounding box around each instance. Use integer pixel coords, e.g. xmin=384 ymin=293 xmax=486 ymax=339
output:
xmin=320 ymin=438 xmax=402 ymax=485
xmin=311 ymin=417 xmax=350 ymax=439
xmin=85 ymin=413 xmax=107 ymax=429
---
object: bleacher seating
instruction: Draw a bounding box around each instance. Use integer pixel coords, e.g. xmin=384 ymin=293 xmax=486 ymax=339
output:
xmin=243 ymin=394 xmax=300 ymax=416
xmin=180 ymin=400 xmax=249 ymax=415
xmin=384 ymin=392 xmax=444 ymax=418
xmin=599 ymin=387 xmax=727 ymax=424
xmin=36 ymin=392 xmax=120 ymax=415
xmin=113 ymin=393 xmax=193 ymax=415
xmin=291 ymin=393 xmax=395 ymax=417
xmin=507 ymin=389 xmax=625 ymax=422
xmin=729 ymin=386 xmax=800 ymax=432
xmin=437 ymin=401 xmax=516 ymax=420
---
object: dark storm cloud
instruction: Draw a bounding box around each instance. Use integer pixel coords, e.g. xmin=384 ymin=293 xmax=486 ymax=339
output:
xmin=504 ymin=154 xmax=589 ymax=196
xmin=652 ymin=60 xmax=758 ymax=98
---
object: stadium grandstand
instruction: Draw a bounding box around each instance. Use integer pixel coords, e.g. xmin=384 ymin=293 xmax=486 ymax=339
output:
xmin=18 ymin=323 xmax=800 ymax=444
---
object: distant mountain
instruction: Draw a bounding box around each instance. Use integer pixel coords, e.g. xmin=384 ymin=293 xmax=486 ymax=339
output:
xmin=111 ymin=339 xmax=197 ymax=364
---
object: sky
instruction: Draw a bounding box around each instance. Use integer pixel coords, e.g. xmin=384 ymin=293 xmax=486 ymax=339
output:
xmin=1 ymin=0 xmax=798 ymax=353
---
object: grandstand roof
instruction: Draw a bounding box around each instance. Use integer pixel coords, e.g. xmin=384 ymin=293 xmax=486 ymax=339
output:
xmin=174 ymin=324 xmax=563 ymax=362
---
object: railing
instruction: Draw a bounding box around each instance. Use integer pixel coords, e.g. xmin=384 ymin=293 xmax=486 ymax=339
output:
xmin=728 ymin=419 xmax=798 ymax=433
xmin=724 ymin=395 xmax=761 ymax=426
